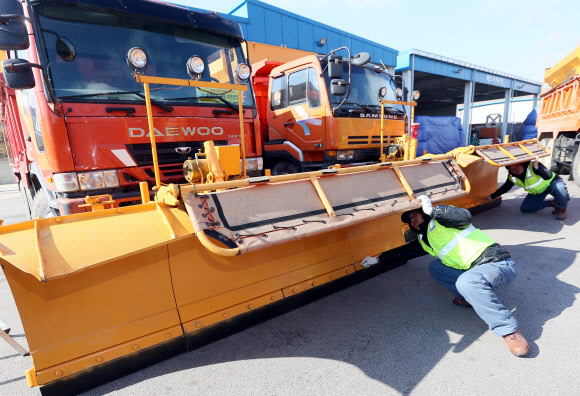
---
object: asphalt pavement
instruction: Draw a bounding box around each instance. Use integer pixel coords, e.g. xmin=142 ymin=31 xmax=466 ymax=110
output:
xmin=1 ymin=171 xmax=579 ymax=396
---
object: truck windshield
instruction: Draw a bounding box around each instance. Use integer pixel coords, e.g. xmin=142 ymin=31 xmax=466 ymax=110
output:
xmin=324 ymin=65 xmax=403 ymax=113
xmin=35 ymin=3 xmax=254 ymax=107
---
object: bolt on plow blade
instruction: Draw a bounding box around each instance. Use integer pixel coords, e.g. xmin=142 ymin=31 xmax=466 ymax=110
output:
xmin=0 ymin=157 xmax=468 ymax=395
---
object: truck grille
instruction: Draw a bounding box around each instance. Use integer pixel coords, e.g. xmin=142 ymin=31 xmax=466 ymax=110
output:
xmin=126 ymin=141 xmax=227 ymax=166
xmin=354 ymin=148 xmax=392 ymax=162
xmin=348 ymin=136 xmax=396 ymax=145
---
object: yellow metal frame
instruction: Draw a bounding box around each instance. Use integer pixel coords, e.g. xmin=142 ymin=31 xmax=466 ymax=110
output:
xmin=379 ymin=99 xmax=417 ymax=162
xmin=474 ymin=138 xmax=550 ymax=167
xmin=133 ymin=74 xmax=249 ymax=187
xmin=183 ymin=154 xmax=452 ymax=193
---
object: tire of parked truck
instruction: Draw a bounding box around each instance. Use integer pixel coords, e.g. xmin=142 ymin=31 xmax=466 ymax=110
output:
xmin=539 ymin=137 xmax=555 ymax=171
xmin=31 ymin=191 xmax=57 ymax=218
xmin=271 ymin=160 xmax=298 ymax=175
xmin=572 ymin=149 xmax=580 ymax=189
xmin=17 ymin=180 xmax=32 ymax=220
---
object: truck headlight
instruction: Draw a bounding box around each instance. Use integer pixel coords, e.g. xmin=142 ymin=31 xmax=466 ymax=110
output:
xmin=235 ymin=63 xmax=251 ymax=83
xmin=127 ymin=47 xmax=148 ymax=70
xmin=53 ymin=172 xmax=80 ymax=192
xmin=337 ymin=150 xmax=355 ymax=161
xmin=187 ymin=56 xmax=205 ymax=77
xmin=78 ymin=170 xmax=120 ymax=190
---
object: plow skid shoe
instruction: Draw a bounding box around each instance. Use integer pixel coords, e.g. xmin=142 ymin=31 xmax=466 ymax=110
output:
xmin=474 ymin=139 xmax=550 ymax=167
xmin=0 ymin=157 xmax=469 ymax=394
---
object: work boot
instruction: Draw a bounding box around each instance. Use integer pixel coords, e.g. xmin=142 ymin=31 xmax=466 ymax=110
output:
xmin=551 ymin=199 xmax=557 ymax=214
xmin=503 ymin=329 xmax=529 ymax=357
xmin=554 ymin=207 xmax=567 ymax=220
xmin=452 ymin=296 xmax=473 ymax=308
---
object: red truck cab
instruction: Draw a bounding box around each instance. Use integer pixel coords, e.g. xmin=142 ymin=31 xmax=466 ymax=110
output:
xmin=0 ymin=0 xmax=260 ymax=218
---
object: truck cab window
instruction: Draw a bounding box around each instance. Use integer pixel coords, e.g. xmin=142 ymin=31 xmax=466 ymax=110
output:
xmin=270 ymin=75 xmax=286 ymax=110
xmin=307 ymin=68 xmax=321 ymax=108
xmin=288 ymin=69 xmax=307 ymax=107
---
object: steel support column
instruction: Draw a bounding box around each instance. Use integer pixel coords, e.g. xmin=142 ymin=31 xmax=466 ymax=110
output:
xmin=462 ymin=81 xmax=474 ymax=146
xmin=501 ymin=88 xmax=513 ymax=141
xmin=401 ymin=69 xmax=413 ymax=130
xmin=532 ymin=93 xmax=538 ymax=109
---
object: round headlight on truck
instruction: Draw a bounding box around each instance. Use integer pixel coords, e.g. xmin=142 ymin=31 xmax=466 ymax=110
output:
xmin=395 ymin=88 xmax=403 ymax=99
xmin=412 ymin=90 xmax=421 ymax=101
xmin=187 ymin=56 xmax=205 ymax=77
xmin=126 ymin=47 xmax=148 ymax=70
xmin=378 ymin=86 xmax=387 ymax=99
xmin=235 ymin=63 xmax=251 ymax=82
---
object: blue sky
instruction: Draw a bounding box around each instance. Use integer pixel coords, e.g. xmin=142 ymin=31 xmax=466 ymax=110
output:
xmin=170 ymin=0 xmax=579 ymax=82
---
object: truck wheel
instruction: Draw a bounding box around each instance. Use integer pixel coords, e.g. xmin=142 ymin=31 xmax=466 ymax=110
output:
xmin=572 ymin=150 xmax=580 ymax=188
xmin=31 ymin=192 xmax=58 ymax=218
xmin=539 ymin=137 xmax=554 ymax=170
xmin=271 ymin=160 xmax=298 ymax=175
xmin=18 ymin=180 xmax=32 ymax=219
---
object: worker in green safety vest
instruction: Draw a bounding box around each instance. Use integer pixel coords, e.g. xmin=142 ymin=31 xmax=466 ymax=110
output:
xmin=489 ymin=158 xmax=569 ymax=220
xmin=361 ymin=195 xmax=529 ymax=357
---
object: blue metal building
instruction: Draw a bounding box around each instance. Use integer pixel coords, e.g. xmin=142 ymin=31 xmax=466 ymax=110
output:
xmin=226 ymin=0 xmax=399 ymax=69
xmin=184 ymin=0 xmax=542 ymax=142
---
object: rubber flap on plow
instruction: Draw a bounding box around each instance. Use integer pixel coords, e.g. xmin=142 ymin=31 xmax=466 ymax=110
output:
xmin=474 ymin=139 xmax=550 ymax=167
xmin=184 ymin=158 xmax=469 ymax=254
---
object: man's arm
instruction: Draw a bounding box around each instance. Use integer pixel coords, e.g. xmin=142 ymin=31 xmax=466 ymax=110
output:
xmin=361 ymin=239 xmax=426 ymax=269
xmin=431 ymin=204 xmax=472 ymax=229
xmin=490 ymin=178 xmax=514 ymax=199
xmin=533 ymin=160 xmax=554 ymax=180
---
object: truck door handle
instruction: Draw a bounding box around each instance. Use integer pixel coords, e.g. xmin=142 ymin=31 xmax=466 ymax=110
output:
xmin=106 ymin=107 xmax=136 ymax=116
xmin=284 ymin=122 xmax=295 ymax=127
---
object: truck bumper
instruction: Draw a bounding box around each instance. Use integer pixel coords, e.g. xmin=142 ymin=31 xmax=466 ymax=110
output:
xmin=56 ymin=190 xmax=150 ymax=215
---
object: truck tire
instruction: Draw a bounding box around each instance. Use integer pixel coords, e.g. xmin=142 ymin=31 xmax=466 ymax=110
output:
xmin=572 ymin=150 xmax=580 ymax=188
xmin=271 ymin=160 xmax=298 ymax=175
xmin=31 ymin=191 xmax=57 ymax=218
xmin=539 ymin=137 xmax=554 ymax=170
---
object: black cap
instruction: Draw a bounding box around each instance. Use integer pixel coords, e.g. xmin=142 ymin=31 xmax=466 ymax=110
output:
xmin=401 ymin=209 xmax=422 ymax=225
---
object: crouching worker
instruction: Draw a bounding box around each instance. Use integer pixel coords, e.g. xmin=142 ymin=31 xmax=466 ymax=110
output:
xmin=361 ymin=196 xmax=529 ymax=357
xmin=489 ymin=158 xmax=569 ymax=220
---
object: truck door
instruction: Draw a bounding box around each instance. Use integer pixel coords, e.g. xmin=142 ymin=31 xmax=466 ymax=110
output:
xmin=283 ymin=67 xmax=324 ymax=149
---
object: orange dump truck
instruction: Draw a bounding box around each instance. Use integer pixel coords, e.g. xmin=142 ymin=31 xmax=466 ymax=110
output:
xmin=251 ymin=45 xmax=415 ymax=174
xmin=537 ymin=43 xmax=580 ymax=186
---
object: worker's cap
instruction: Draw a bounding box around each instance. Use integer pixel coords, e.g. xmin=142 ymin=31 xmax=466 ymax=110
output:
xmin=401 ymin=209 xmax=422 ymax=225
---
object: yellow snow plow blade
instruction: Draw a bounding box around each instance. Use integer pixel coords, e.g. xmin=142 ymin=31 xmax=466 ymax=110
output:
xmin=0 ymin=156 xmax=468 ymax=395
xmin=474 ymin=139 xmax=550 ymax=167
xmin=425 ymin=139 xmax=549 ymax=211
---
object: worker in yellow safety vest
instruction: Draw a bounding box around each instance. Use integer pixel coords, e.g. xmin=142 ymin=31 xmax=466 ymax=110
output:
xmin=361 ymin=196 xmax=529 ymax=357
xmin=489 ymin=159 xmax=569 ymax=220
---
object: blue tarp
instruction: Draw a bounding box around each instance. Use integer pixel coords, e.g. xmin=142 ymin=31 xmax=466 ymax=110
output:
xmin=414 ymin=116 xmax=465 ymax=156
xmin=521 ymin=107 xmax=538 ymax=140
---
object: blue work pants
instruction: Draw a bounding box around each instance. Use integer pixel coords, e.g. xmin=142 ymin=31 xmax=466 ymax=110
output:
xmin=520 ymin=176 xmax=569 ymax=213
xmin=428 ymin=258 xmax=518 ymax=337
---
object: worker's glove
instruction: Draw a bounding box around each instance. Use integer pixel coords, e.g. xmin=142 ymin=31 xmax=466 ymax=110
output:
xmin=361 ymin=256 xmax=379 ymax=268
xmin=417 ymin=195 xmax=433 ymax=216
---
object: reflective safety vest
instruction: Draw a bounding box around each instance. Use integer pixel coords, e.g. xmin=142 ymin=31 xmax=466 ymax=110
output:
xmin=418 ymin=220 xmax=495 ymax=270
xmin=509 ymin=163 xmax=554 ymax=195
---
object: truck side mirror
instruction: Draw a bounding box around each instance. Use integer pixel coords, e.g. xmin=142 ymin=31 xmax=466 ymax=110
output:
xmin=2 ymin=59 xmax=35 ymax=89
xmin=0 ymin=1 xmax=30 ymax=50
xmin=351 ymin=52 xmax=371 ymax=66
xmin=328 ymin=55 xmax=343 ymax=79
xmin=330 ymin=79 xmax=347 ymax=96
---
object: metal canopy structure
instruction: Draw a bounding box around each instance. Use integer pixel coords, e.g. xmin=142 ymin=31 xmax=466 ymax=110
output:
xmin=396 ymin=49 xmax=542 ymax=143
